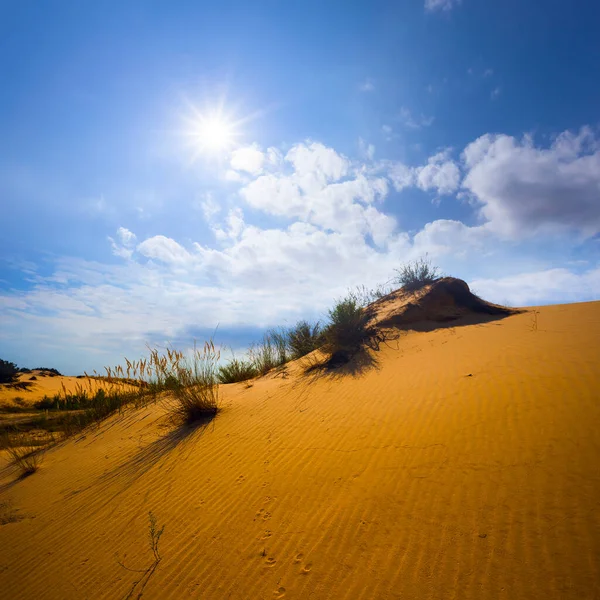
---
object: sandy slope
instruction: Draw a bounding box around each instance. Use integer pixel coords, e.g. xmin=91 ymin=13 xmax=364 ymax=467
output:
xmin=0 ymin=302 xmax=599 ymax=599
xmin=0 ymin=372 xmax=126 ymax=406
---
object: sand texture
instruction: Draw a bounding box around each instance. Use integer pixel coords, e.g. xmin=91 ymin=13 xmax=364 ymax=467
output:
xmin=1 ymin=301 xmax=599 ymax=599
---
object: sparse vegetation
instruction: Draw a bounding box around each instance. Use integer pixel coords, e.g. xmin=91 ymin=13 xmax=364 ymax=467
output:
xmin=116 ymin=511 xmax=165 ymax=600
xmin=218 ymin=356 xmax=258 ymax=384
xmin=321 ymin=291 xmax=377 ymax=365
xmin=248 ymin=328 xmax=290 ymax=376
xmin=147 ymin=341 xmax=220 ymax=423
xmin=352 ymin=283 xmax=393 ymax=307
xmin=286 ymin=320 xmax=323 ymax=359
xmin=4 ymin=433 xmax=44 ymax=476
xmin=0 ymin=359 xmax=18 ymax=384
xmin=393 ymin=256 xmax=441 ymax=292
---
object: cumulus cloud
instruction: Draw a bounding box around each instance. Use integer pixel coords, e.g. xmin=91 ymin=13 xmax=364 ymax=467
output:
xmin=108 ymin=227 xmax=137 ymax=259
xmin=387 ymin=150 xmax=460 ymax=196
xmin=230 ymin=144 xmax=265 ymax=175
xmin=425 ymin=0 xmax=462 ymax=12
xmin=414 ymin=150 xmax=461 ymax=195
xmin=137 ymin=235 xmax=191 ymax=264
xmin=239 ymin=142 xmax=393 ymax=245
xmin=462 ymin=127 xmax=600 ymax=238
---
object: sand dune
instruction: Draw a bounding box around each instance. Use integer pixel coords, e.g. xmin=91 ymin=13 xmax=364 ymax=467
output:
xmin=1 ymin=299 xmax=599 ymax=599
xmin=0 ymin=371 xmax=128 ymax=406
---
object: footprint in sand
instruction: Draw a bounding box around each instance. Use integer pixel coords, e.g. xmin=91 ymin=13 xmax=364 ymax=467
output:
xmin=255 ymin=508 xmax=272 ymax=521
xmin=236 ymin=475 xmax=246 ymax=484
xmin=273 ymin=586 xmax=286 ymax=598
xmin=265 ymin=556 xmax=277 ymax=567
xmin=300 ymin=562 xmax=312 ymax=575
xmin=293 ymin=553 xmax=304 ymax=564
xmin=261 ymin=530 xmax=273 ymax=540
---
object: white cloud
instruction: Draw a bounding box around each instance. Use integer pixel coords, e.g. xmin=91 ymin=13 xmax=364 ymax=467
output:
xmin=387 ymin=150 xmax=460 ymax=196
xmin=230 ymin=144 xmax=265 ymax=175
xmin=108 ymin=227 xmax=137 ymax=259
xmin=425 ymin=0 xmax=462 ymax=12
xmin=414 ymin=150 xmax=461 ymax=195
xmin=137 ymin=235 xmax=191 ymax=264
xmin=286 ymin=141 xmax=349 ymax=182
xmin=491 ymin=86 xmax=501 ymax=99
xmin=484 ymin=68 xmax=494 ymax=77
xmin=470 ymin=267 xmax=600 ymax=306
xmin=462 ymin=127 xmax=600 ymax=238
xmin=388 ymin=162 xmax=414 ymax=192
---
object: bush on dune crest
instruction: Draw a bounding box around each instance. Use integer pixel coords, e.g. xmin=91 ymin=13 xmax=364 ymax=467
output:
xmin=393 ymin=256 xmax=441 ymax=292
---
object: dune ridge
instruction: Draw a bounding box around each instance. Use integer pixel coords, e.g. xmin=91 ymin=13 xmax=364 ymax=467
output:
xmin=0 ymin=297 xmax=599 ymax=599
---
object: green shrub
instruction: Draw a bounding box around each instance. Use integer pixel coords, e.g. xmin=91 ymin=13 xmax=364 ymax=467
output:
xmin=393 ymin=257 xmax=441 ymax=292
xmin=218 ymin=357 xmax=258 ymax=383
xmin=286 ymin=320 xmax=323 ymax=359
xmin=322 ymin=292 xmax=376 ymax=364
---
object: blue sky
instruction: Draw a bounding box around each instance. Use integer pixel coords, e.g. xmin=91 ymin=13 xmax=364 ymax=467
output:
xmin=1 ymin=0 xmax=599 ymax=374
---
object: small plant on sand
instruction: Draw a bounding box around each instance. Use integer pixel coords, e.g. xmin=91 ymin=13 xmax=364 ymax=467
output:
xmin=218 ymin=356 xmax=258 ymax=384
xmin=286 ymin=320 xmax=323 ymax=359
xmin=393 ymin=256 xmax=441 ymax=292
xmin=116 ymin=511 xmax=165 ymax=600
xmin=322 ymin=292 xmax=377 ymax=365
xmin=5 ymin=434 xmax=44 ymax=476
xmin=149 ymin=341 xmax=220 ymax=423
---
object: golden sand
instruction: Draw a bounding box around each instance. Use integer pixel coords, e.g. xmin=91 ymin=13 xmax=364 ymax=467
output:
xmin=0 ymin=301 xmax=599 ymax=599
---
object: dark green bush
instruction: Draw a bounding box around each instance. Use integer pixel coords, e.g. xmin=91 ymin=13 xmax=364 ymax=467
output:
xmin=0 ymin=359 xmax=18 ymax=384
xmin=322 ymin=292 xmax=376 ymax=364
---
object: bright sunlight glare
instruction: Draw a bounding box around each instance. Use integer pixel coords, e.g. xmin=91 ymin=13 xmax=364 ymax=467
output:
xmin=192 ymin=114 xmax=236 ymax=154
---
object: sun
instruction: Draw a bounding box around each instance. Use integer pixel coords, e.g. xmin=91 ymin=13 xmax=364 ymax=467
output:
xmin=180 ymin=95 xmax=267 ymax=164
xmin=191 ymin=114 xmax=237 ymax=154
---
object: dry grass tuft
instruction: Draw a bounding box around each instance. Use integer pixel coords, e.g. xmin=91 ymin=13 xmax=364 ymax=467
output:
xmin=148 ymin=341 xmax=220 ymax=423
xmin=5 ymin=434 xmax=44 ymax=477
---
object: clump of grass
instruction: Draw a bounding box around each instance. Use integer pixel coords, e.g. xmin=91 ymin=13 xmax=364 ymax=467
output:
xmin=248 ymin=328 xmax=290 ymax=376
xmin=218 ymin=356 xmax=258 ymax=384
xmin=5 ymin=434 xmax=44 ymax=477
xmin=148 ymin=341 xmax=220 ymax=423
xmin=286 ymin=320 xmax=323 ymax=359
xmin=321 ymin=291 xmax=376 ymax=366
xmin=393 ymin=256 xmax=441 ymax=292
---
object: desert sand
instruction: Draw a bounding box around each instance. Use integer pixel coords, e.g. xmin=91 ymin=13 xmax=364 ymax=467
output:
xmin=1 ymin=297 xmax=599 ymax=599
